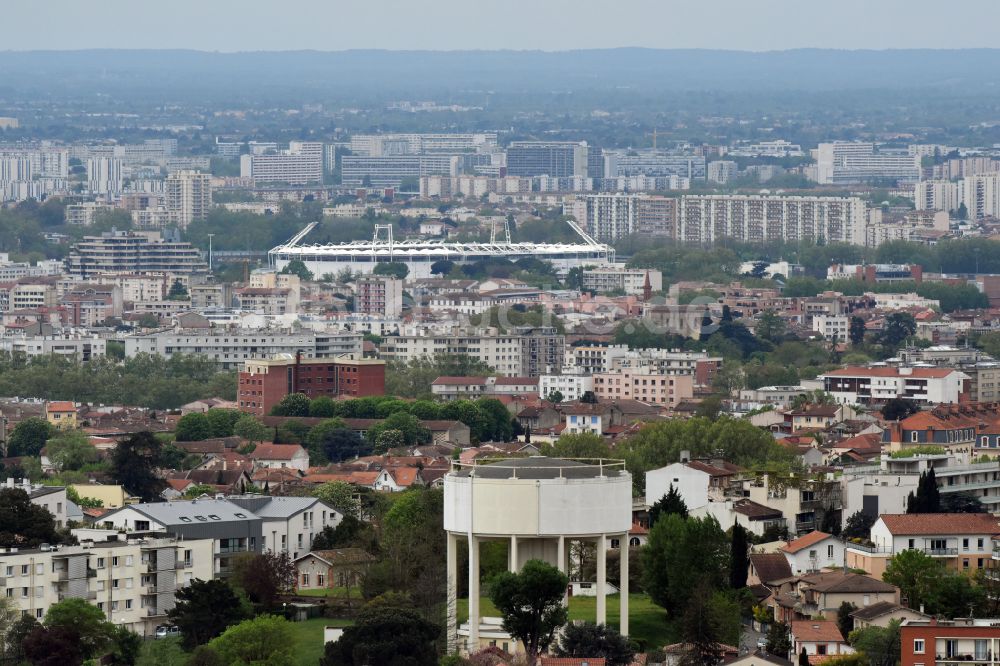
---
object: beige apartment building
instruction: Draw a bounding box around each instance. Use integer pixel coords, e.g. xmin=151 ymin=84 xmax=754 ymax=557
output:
xmin=592 ymin=370 xmax=693 ymax=407
xmin=0 ymin=535 xmax=213 ymax=635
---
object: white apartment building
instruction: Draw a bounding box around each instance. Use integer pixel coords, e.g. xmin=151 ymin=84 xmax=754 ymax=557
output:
xmin=348 ymin=133 xmax=497 ymax=156
xmin=0 ymin=334 xmax=106 ymax=361
xmin=240 ymin=141 xmax=323 ymax=185
xmin=707 ymin=160 xmax=738 ymax=184
xmin=812 ymin=314 xmax=850 ymax=342
xmin=0 ymin=536 xmax=214 ymax=635
xmin=379 ymin=328 xmax=564 ymax=377
xmin=86 ymin=157 xmax=123 ymax=195
xmin=539 ymin=374 xmax=594 ymax=402
xmin=564 ymin=344 xmax=630 ymax=374
xmin=677 ymin=195 xmax=868 ymax=245
xmin=124 ymin=330 xmax=363 ymax=369
xmin=581 ymin=265 xmax=663 ymax=295
xmin=819 ymin=366 xmax=969 ymax=406
xmin=165 ymin=170 xmax=212 ymax=229
xmin=915 ymin=174 xmax=1000 ymax=219
xmin=915 ymin=180 xmax=963 ymax=214
xmin=576 ymin=193 xmax=677 ymax=241
xmin=815 ymin=142 xmax=921 ymax=185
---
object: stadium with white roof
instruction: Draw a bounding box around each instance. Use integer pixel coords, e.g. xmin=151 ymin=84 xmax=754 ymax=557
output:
xmin=268 ymin=220 xmax=615 ymax=279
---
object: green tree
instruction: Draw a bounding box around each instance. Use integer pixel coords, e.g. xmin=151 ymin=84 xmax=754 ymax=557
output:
xmin=430 ymin=259 xmax=455 ymax=276
xmin=849 ymin=316 xmax=867 ymax=346
xmin=110 ymin=431 xmax=166 ymax=501
xmin=755 ymin=310 xmax=786 ymax=343
xmin=321 ymin=603 xmax=439 ymax=666
xmin=489 ymin=559 xmax=569 ymax=659
xmin=43 ymin=597 xmax=114 ymax=659
xmin=878 ymin=312 xmax=917 ymax=348
xmin=372 ymin=262 xmax=409 ymax=279
xmin=107 ymin=624 xmax=142 ymax=666
xmin=730 ymin=523 xmax=750 ymax=589
xmin=849 ymin=620 xmax=901 ymax=666
xmin=313 ymin=481 xmax=360 ymax=517
xmin=541 ymin=433 xmax=611 ymax=458
xmin=546 ymin=389 xmax=565 ymax=403
xmin=837 ymin=601 xmax=857 ymax=641
xmin=269 ymin=393 xmax=311 ymax=417
xmin=45 ymin=429 xmax=96 ymax=471
xmin=0 ymin=595 xmax=19 ymax=660
xmin=205 ymin=409 xmax=241 ymax=438
xmin=233 ymin=414 xmax=268 ymax=445
xmin=307 ymin=419 xmax=369 ymax=464
xmin=766 ymin=620 xmax=792 ymax=660
xmin=641 ymin=514 xmax=729 ymax=616
xmin=167 ymin=579 xmax=251 ymax=650
xmin=231 ymin=552 xmax=296 ymax=609
xmin=800 ymin=647 xmax=810 ymax=666
xmin=6 ymin=417 xmax=53 ymax=457
xmin=175 ymin=413 xmax=213 ymax=441
xmin=843 ymin=511 xmax=876 ymax=540
xmin=280 ymin=259 xmax=314 ymax=281
xmin=555 ymin=622 xmax=636 ymax=666
xmin=207 ymin=615 xmax=295 ymax=666
xmin=167 ymin=279 xmax=189 ymax=300
xmin=309 ymin=396 xmax=337 ymax=417
xmin=881 ymin=398 xmax=919 ymax=422
xmin=367 ymin=412 xmax=431 ymax=450
xmin=882 ymin=550 xmax=948 ymax=612
xmin=648 ymin=484 xmax=689 ymax=526
xmin=0 ymin=488 xmax=60 ymax=548
xmin=906 ymin=468 xmax=940 ymax=514
xmin=681 ymin=583 xmax=739 ymax=666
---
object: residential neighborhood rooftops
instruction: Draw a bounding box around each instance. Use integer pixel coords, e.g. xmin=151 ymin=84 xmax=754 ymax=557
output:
xmin=782 ymin=530 xmax=834 ymax=554
xmin=749 ymin=552 xmax=793 ymax=584
xmin=790 ymin=619 xmax=845 ymax=643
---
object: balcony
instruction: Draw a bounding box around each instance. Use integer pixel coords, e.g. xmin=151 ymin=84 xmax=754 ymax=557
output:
xmin=175 ymin=560 xmax=191 ymax=569
xmin=925 ymin=548 xmax=958 ymax=556
xmin=937 ymin=655 xmax=991 ymax=664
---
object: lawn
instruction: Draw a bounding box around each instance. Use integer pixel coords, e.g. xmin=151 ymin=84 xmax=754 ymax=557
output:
xmin=456 ymin=593 xmax=673 ymax=650
xmin=289 ymin=616 xmax=353 ymax=666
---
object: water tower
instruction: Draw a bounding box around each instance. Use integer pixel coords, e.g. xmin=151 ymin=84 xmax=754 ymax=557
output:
xmin=443 ymin=457 xmax=633 ymax=654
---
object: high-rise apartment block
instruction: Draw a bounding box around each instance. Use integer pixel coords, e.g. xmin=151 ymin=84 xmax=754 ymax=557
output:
xmin=815 ymin=142 xmax=921 ymax=185
xmin=707 ymin=160 xmax=738 ymax=184
xmin=677 ymin=195 xmax=868 ymax=245
xmin=354 ymin=276 xmax=404 ymax=318
xmin=87 ymin=157 xmax=123 ymax=195
xmin=505 ymin=141 xmax=589 ymax=178
xmin=240 ymin=141 xmax=323 ymax=184
xmin=165 ymin=170 xmax=212 ymax=228
xmin=577 ymin=193 xmax=678 ymax=241
xmin=64 ymin=230 xmax=208 ymax=278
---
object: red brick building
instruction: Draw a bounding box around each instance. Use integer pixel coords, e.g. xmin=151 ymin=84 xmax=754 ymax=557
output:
xmin=902 ymin=620 xmax=1000 ymax=666
xmin=237 ymin=354 xmax=385 ymax=416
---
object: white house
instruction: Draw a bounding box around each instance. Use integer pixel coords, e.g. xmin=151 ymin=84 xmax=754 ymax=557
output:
xmin=562 ymin=405 xmax=604 ymax=436
xmin=868 ymin=513 xmax=998 ymax=571
xmin=249 ymin=444 xmax=310 ymax=473
xmin=781 ymin=531 xmax=844 ymax=574
xmin=791 ymin=620 xmax=853 ymax=662
xmin=647 ymin=462 xmax=711 ymax=510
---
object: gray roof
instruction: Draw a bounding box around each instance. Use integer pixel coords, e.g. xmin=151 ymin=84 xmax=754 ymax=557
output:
xmin=118 ymin=498 xmax=257 ymax=526
xmin=453 ymin=456 xmax=626 ymax=480
xmin=228 ymin=495 xmax=325 ymax=519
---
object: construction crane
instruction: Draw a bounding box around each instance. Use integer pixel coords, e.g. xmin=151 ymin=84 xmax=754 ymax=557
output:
xmin=645 ymin=129 xmax=668 ymax=150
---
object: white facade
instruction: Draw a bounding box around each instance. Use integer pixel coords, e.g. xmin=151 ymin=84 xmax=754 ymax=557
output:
xmin=812 ymin=315 xmax=850 ymax=342
xmin=707 ymin=160 xmax=738 ymax=184
xmin=677 ymin=195 xmax=868 ymax=245
xmin=539 ymin=374 xmax=593 ymax=402
xmin=646 ymin=463 xmax=710 ymax=510
xmin=582 ymin=265 xmax=662 ymax=295
xmin=819 ymin=367 xmax=968 ymax=406
xmin=783 ymin=534 xmax=845 ymax=574
xmin=87 ymin=157 xmax=123 ymax=195
xmin=240 ymin=141 xmax=323 ymax=184
xmin=816 ymin=142 xmax=921 ymax=185
xmin=165 ymin=170 xmax=212 ymax=229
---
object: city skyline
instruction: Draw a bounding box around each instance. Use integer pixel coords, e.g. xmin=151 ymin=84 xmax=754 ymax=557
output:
xmin=5 ymin=0 xmax=1000 ymax=52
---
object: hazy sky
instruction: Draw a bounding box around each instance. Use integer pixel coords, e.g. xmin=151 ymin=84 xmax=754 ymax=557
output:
xmin=6 ymin=0 xmax=1000 ymax=52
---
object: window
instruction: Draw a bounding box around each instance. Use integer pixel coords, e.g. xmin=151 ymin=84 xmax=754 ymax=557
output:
xmin=301 ymin=573 xmax=310 ymax=586
xmin=979 ymin=538 xmax=985 ymax=549
xmin=20 ymin=565 xmax=28 ymax=575
xmin=908 ymin=539 xmax=915 ymax=550
xmin=111 ymin=601 xmax=119 ymax=611
xmin=35 ymin=563 xmax=43 ymax=575
xmin=96 ymin=558 xmax=106 ymax=569
xmin=827 ymin=545 xmax=834 ymax=558
xmin=818 ymin=645 xmax=827 ymax=655
xmin=112 ymin=579 xmax=120 ymax=589
xmin=946 ymin=640 xmax=958 ymax=658
xmin=112 ymin=557 xmax=119 ymax=567
xmin=911 ymin=431 xmax=919 ymax=442
xmin=125 ymin=600 xmax=133 ymax=610
xmin=963 ymin=538 xmax=970 ymax=551
xmin=35 ymin=608 xmax=43 ymax=619
xmin=317 ymin=574 xmax=325 ymax=587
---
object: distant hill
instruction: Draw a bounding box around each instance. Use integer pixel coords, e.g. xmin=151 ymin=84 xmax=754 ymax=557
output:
xmin=0 ymin=48 xmax=998 ymax=99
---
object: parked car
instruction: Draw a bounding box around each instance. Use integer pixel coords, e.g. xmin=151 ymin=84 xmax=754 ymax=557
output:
xmin=155 ymin=625 xmax=180 ymax=639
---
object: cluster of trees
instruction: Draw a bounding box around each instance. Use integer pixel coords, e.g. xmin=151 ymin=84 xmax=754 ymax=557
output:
xmin=906 ymin=469 xmax=985 ymax=514
xmin=641 ymin=504 xmax=747 ymax=665
xmin=0 ymin=596 xmax=141 ymax=666
xmin=384 ymin=355 xmax=495 ymax=399
xmin=617 ymin=417 xmax=796 ymax=493
xmin=269 ymin=392 xmax=517 ymax=447
xmin=783 ymin=277 xmax=987 ymax=313
xmin=0 ymin=352 xmax=236 ymax=410
xmin=883 ymin=550 xmax=986 ymax=617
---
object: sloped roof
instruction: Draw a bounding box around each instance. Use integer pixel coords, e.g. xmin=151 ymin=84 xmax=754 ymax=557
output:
xmin=734 ymin=499 xmax=783 ymax=520
xmin=249 ymin=443 xmax=306 ymax=460
xmin=801 ymin=571 xmax=897 ymax=594
xmin=849 ymin=600 xmax=914 ymax=622
xmin=879 ymin=513 xmax=1000 ymax=535
xmin=750 ymin=552 xmax=792 ymax=584
xmin=791 ymin=620 xmax=844 ymax=643
xmin=782 ymin=531 xmax=834 ymax=554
